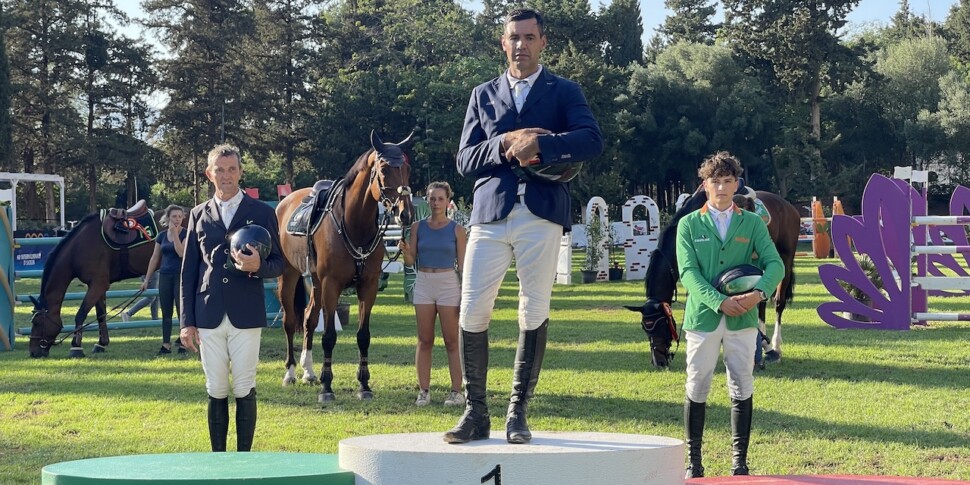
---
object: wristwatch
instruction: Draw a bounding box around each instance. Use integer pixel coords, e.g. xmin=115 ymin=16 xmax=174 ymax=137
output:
xmin=755 ymin=289 xmax=768 ymax=302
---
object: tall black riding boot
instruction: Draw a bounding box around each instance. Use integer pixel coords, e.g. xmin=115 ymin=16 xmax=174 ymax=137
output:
xmin=236 ymin=388 xmax=257 ymax=452
xmin=207 ymin=395 xmax=229 ymax=452
xmin=506 ymin=320 xmax=548 ymax=444
xmin=443 ymin=329 xmax=490 ymax=444
xmin=684 ymin=398 xmax=706 ymax=478
xmin=731 ymin=396 xmax=753 ymax=475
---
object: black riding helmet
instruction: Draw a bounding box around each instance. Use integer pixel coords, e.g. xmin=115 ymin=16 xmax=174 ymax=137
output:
xmin=511 ymin=157 xmax=584 ymax=184
xmin=228 ymin=224 xmax=272 ymax=274
xmin=714 ymin=264 xmax=763 ymax=296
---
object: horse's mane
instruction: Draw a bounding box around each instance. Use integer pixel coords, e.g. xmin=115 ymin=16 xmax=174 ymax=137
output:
xmin=657 ymin=188 xmax=707 ymax=253
xmin=37 ymin=213 xmax=100 ymax=308
xmin=342 ymin=149 xmax=375 ymax=187
xmin=644 ymin=188 xmax=708 ymax=300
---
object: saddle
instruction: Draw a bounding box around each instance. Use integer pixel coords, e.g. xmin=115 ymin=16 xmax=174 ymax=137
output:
xmin=101 ymin=200 xmax=158 ymax=249
xmin=286 ymin=180 xmax=336 ymax=236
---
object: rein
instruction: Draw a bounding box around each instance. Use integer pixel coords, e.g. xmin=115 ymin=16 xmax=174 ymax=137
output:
xmin=33 ymin=288 xmax=145 ymax=348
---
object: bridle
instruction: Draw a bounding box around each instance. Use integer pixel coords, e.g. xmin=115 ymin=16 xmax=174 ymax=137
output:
xmin=331 ymin=153 xmax=412 ymax=263
xmin=371 ymin=154 xmax=412 ymax=226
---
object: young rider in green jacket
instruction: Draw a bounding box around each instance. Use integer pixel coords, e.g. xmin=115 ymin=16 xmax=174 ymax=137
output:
xmin=677 ymin=152 xmax=785 ymax=478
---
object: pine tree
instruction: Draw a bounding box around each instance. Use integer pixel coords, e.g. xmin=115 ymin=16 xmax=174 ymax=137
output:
xmin=659 ymin=0 xmax=719 ymax=46
xmin=143 ymin=0 xmax=254 ymax=203
xmin=601 ymin=0 xmax=644 ymax=67
xmin=0 ymin=3 xmax=12 ymax=172
xmin=944 ymin=0 xmax=970 ymax=65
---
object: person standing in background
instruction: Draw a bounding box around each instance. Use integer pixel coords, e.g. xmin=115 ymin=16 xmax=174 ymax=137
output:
xmin=141 ymin=204 xmax=187 ymax=355
xmin=398 ymin=182 xmax=467 ymax=408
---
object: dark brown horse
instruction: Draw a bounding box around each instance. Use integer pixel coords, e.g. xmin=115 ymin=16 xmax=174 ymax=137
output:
xmin=626 ymin=189 xmax=799 ymax=369
xmin=27 ymin=207 xmax=159 ymax=358
xmin=276 ymin=131 xmax=413 ymax=402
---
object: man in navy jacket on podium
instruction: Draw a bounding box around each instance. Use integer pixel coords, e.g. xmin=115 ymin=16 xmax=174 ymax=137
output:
xmin=180 ymin=144 xmax=284 ymax=452
xmin=443 ymin=8 xmax=603 ymax=445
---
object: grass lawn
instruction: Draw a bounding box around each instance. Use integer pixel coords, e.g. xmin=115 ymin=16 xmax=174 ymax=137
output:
xmin=0 ymin=255 xmax=968 ymax=482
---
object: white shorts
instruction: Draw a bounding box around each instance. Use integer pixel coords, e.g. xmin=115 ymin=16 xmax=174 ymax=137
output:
xmin=412 ymin=271 xmax=460 ymax=307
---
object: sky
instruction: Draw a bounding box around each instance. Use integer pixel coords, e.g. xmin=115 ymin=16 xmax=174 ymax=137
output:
xmin=115 ymin=0 xmax=960 ymax=49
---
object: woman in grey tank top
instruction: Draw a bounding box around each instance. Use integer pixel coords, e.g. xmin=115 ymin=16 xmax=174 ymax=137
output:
xmin=398 ymin=182 xmax=467 ymax=407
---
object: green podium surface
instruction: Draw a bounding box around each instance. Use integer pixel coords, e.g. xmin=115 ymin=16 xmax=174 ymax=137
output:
xmin=42 ymin=452 xmax=354 ymax=485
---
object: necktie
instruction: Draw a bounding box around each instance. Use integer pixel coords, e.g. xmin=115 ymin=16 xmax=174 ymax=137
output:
xmin=513 ymin=80 xmax=529 ymax=111
xmin=718 ymin=212 xmax=728 ymax=240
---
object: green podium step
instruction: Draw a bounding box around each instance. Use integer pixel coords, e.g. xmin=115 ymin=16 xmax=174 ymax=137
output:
xmin=42 ymin=452 xmax=354 ymax=485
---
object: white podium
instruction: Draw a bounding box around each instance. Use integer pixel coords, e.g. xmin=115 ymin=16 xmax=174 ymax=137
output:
xmin=339 ymin=431 xmax=684 ymax=485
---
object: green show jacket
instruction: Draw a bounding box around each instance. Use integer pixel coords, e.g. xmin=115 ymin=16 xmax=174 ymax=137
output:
xmin=676 ymin=204 xmax=785 ymax=332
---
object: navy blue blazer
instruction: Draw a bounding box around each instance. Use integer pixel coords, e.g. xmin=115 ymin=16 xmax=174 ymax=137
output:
xmin=457 ymin=68 xmax=603 ymax=229
xmin=180 ymin=194 xmax=285 ymax=330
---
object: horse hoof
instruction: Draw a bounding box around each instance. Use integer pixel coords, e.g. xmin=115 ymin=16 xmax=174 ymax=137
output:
xmin=92 ymin=345 xmax=106 ymax=354
xmin=319 ymin=392 xmax=336 ymax=403
xmin=302 ymin=376 xmax=319 ymax=385
xmin=282 ymin=376 xmax=296 ymax=386
xmin=357 ymin=390 xmax=374 ymax=401
xmin=765 ymin=350 xmax=781 ymax=363
xmin=68 ymin=349 xmax=85 ymax=358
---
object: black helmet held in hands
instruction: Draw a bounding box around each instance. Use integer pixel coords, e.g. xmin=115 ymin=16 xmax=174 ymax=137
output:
xmin=228 ymin=225 xmax=272 ymax=273
xmin=714 ymin=264 xmax=763 ymax=296
xmin=510 ymin=156 xmax=584 ymax=184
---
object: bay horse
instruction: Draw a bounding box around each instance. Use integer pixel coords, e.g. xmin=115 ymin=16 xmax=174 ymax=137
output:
xmin=27 ymin=205 xmax=159 ymax=358
xmin=276 ymin=131 xmax=413 ymax=402
xmin=626 ymin=189 xmax=799 ymax=369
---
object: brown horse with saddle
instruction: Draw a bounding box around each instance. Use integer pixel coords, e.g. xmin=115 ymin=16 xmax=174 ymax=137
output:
xmin=276 ymin=131 xmax=414 ymax=402
xmin=28 ymin=201 xmax=160 ymax=358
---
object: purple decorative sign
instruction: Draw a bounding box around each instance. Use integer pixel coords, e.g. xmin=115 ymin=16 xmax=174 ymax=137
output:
xmin=818 ymin=174 xmax=970 ymax=330
xmin=818 ymin=174 xmax=912 ymax=330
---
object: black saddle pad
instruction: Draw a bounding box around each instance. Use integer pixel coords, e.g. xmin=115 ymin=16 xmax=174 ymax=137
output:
xmin=286 ymin=180 xmax=335 ymax=236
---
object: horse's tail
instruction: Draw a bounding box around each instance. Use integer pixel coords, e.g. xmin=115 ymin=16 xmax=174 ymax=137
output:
xmin=784 ymin=270 xmax=796 ymax=304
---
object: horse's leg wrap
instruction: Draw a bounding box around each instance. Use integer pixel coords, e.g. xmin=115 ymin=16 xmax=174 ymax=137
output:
xmin=321 ymin=357 xmax=334 ymax=394
xmin=443 ymin=329 xmax=490 ymax=444
xmin=236 ymin=388 xmax=257 ymax=452
xmin=731 ymin=396 xmax=753 ymax=475
xmin=685 ymin=398 xmax=706 ymax=478
xmin=506 ymin=320 xmax=548 ymax=444
xmin=207 ymin=395 xmax=229 ymax=452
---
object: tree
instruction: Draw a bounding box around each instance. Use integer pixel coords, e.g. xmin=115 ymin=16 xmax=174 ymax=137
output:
xmin=616 ymin=42 xmax=773 ymax=207
xmin=600 ymin=0 xmax=643 ymax=67
xmin=243 ymin=0 xmax=319 ymax=186
xmin=944 ymin=0 xmax=970 ymax=66
xmin=143 ymin=0 xmax=254 ymax=203
xmin=723 ymin=0 xmax=865 ymax=197
xmin=658 ymin=0 xmax=718 ymax=46
xmin=5 ymin=0 xmax=91 ymax=223
xmin=0 ymin=3 xmax=12 ymax=172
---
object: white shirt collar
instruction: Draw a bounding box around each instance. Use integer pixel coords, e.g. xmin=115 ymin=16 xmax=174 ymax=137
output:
xmin=707 ymin=203 xmax=735 ymax=219
xmin=215 ymin=189 xmax=244 ymax=209
xmin=506 ymin=65 xmax=543 ymax=89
